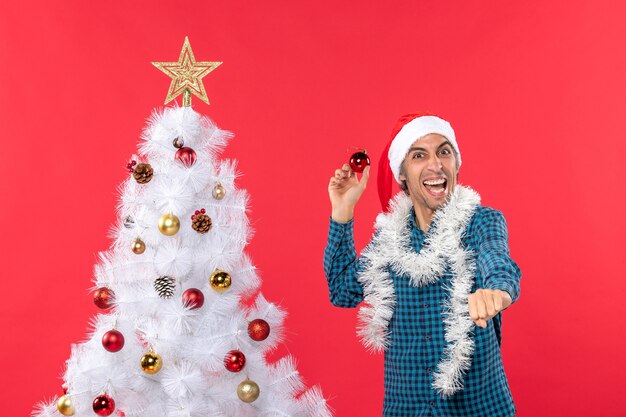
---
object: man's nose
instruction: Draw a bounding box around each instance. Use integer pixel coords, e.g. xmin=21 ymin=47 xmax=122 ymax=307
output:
xmin=426 ymin=154 xmax=444 ymax=171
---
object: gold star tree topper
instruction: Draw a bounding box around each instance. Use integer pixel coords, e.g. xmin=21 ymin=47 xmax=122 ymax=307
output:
xmin=152 ymin=37 xmax=222 ymax=106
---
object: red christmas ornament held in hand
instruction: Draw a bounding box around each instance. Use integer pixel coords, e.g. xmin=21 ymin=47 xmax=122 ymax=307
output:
xmin=102 ymin=330 xmax=125 ymax=352
xmin=182 ymin=288 xmax=204 ymax=309
xmin=175 ymin=147 xmax=197 ymax=167
xmin=224 ymin=349 xmax=246 ymax=372
xmin=93 ymin=288 xmax=115 ymax=310
xmin=248 ymin=319 xmax=270 ymax=341
xmin=349 ymin=150 xmax=370 ymax=173
xmin=93 ymin=394 xmax=115 ymax=416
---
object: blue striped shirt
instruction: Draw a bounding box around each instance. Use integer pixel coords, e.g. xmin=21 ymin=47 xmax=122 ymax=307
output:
xmin=324 ymin=205 xmax=521 ymax=417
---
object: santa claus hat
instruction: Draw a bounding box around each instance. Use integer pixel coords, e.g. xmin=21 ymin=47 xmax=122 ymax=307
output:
xmin=377 ymin=113 xmax=462 ymax=212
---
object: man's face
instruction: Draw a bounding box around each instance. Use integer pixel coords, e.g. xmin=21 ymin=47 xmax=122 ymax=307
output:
xmin=399 ymin=133 xmax=458 ymax=212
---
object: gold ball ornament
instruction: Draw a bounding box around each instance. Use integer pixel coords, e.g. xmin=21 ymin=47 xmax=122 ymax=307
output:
xmin=212 ymin=182 xmax=226 ymax=200
xmin=209 ymin=269 xmax=232 ymax=293
xmin=237 ymin=378 xmax=260 ymax=403
xmin=57 ymin=394 xmax=75 ymax=416
xmin=158 ymin=213 xmax=180 ymax=236
xmin=140 ymin=351 xmax=163 ymax=374
xmin=131 ymin=238 xmax=146 ymax=254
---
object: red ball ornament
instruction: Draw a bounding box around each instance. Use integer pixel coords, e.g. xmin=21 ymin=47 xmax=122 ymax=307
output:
xmin=93 ymin=394 xmax=115 ymax=416
xmin=248 ymin=319 xmax=270 ymax=341
xmin=93 ymin=287 xmax=115 ymax=310
xmin=182 ymin=288 xmax=204 ymax=309
xmin=102 ymin=329 xmax=125 ymax=352
xmin=349 ymin=150 xmax=370 ymax=173
xmin=224 ymin=349 xmax=246 ymax=372
xmin=175 ymin=147 xmax=197 ymax=167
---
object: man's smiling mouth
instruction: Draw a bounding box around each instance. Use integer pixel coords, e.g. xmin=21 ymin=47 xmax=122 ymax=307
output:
xmin=422 ymin=177 xmax=448 ymax=196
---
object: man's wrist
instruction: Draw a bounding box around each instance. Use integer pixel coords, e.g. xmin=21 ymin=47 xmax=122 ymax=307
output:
xmin=485 ymin=281 xmax=518 ymax=305
xmin=331 ymin=208 xmax=354 ymax=223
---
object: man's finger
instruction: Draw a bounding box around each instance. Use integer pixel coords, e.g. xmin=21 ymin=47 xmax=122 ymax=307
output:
xmin=500 ymin=290 xmax=512 ymax=310
xmin=485 ymin=292 xmax=497 ymax=317
xmin=335 ymin=168 xmax=350 ymax=179
xmin=476 ymin=291 xmax=488 ymax=319
xmin=359 ymin=166 xmax=370 ymax=188
xmin=493 ymin=291 xmax=504 ymax=312
xmin=468 ymin=294 xmax=478 ymax=321
xmin=341 ymin=163 xmax=351 ymax=172
xmin=476 ymin=318 xmax=487 ymax=328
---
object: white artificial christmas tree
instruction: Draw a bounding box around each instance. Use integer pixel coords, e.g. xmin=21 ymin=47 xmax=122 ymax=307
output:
xmin=34 ymin=38 xmax=331 ymax=417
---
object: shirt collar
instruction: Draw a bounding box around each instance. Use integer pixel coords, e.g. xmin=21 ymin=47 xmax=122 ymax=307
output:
xmin=408 ymin=205 xmax=444 ymax=240
xmin=408 ymin=205 xmax=426 ymax=242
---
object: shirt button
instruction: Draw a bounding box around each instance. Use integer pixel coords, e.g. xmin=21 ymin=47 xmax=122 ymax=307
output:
xmin=429 ymin=400 xmax=436 ymax=406
xmin=425 ymin=366 xmax=432 ymax=372
xmin=424 ymin=334 xmax=431 ymax=341
xmin=423 ymin=303 xmax=430 ymax=308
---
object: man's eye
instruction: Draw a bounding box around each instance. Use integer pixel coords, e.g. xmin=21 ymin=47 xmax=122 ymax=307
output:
xmin=440 ymin=149 xmax=451 ymax=155
xmin=413 ymin=153 xmax=424 ymax=159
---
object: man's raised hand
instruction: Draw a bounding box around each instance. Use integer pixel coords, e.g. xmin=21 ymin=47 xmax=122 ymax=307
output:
xmin=468 ymin=289 xmax=513 ymax=328
xmin=328 ymin=163 xmax=370 ymax=223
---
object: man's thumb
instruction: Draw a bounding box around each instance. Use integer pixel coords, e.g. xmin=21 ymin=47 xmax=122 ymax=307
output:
xmin=359 ymin=165 xmax=371 ymax=187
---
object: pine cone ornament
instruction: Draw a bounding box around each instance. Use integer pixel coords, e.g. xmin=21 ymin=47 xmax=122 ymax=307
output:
xmin=133 ymin=163 xmax=154 ymax=184
xmin=191 ymin=209 xmax=212 ymax=234
xmin=154 ymin=276 xmax=176 ymax=298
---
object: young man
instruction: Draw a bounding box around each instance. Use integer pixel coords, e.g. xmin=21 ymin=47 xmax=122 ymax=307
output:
xmin=324 ymin=114 xmax=522 ymax=416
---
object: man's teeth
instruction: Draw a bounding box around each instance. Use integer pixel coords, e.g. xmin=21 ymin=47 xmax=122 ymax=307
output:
xmin=423 ymin=178 xmax=448 ymax=195
xmin=423 ymin=179 xmax=446 ymax=185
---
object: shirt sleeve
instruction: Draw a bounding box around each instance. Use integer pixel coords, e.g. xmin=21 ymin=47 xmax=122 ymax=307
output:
xmin=475 ymin=208 xmax=522 ymax=304
xmin=323 ymin=217 xmax=365 ymax=308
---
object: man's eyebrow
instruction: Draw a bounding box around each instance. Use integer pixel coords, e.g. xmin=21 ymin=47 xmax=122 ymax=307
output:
xmin=407 ymin=141 xmax=452 ymax=153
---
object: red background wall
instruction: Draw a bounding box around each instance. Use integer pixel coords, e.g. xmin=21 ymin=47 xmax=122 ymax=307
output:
xmin=1 ymin=1 xmax=625 ymax=416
